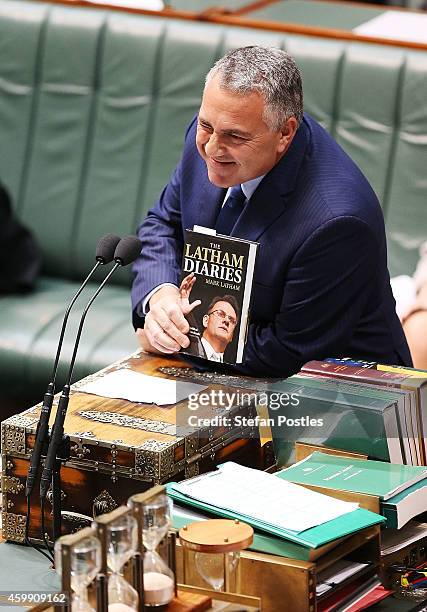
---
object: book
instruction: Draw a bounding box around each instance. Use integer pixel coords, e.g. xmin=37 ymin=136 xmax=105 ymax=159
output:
xmin=306 ymin=359 xmax=427 ymax=464
xmin=381 ymin=480 xmax=427 ymax=529
xmin=266 ymin=375 xmax=402 ymax=465
xmin=300 ymin=365 xmax=421 ymax=465
xmin=276 ymin=451 xmax=427 ymax=500
xmin=295 ymin=372 xmax=411 ymax=464
xmin=179 ymin=225 xmax=258 ymax=365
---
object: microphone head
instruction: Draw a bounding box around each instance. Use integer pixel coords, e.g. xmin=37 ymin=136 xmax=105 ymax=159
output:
xmin=95 ymin=233 xmax=121 ymax=264
xmin=114 ymin=235 xmax=142 ymax=266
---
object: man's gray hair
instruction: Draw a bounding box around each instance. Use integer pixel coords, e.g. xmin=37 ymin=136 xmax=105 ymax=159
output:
xmin=205 ymin=46 xmax=303 ymax=130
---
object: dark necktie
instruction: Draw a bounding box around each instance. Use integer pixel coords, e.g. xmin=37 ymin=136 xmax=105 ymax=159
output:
xmin=215 ymin=185 xmax=246 ymax=235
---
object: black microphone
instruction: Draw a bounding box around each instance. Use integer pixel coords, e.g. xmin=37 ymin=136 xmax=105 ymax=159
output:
xmin=25 ymin=234 xmax=120 ymax=499
xmin=39 ymin=235 xmax=142 ymax=500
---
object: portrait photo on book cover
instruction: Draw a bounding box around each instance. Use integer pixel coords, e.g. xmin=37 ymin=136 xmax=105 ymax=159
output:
xmin=181 ymin=272 xmax=240 ymax=364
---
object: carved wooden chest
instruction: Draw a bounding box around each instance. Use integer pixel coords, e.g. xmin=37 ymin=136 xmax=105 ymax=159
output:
xmin=1 ymin=353 xmax=269 ymax=544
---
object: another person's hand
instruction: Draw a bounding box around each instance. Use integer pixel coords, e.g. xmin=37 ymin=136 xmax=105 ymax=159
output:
xmin=179 ymin=272 xmax=201 ymax=315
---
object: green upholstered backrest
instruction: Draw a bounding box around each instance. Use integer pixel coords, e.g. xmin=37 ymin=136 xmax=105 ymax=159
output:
xmin=0 ymin=1 xmax=426 ymax=281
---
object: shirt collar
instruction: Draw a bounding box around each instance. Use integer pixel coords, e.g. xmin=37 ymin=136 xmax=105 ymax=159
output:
xmin=201 ymin=337 xmax=224 ymax=362
xmin=225 ymin=175 xmax=265 ymax=202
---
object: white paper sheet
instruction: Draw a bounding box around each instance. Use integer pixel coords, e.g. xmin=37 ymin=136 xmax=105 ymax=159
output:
xmin=316 ymin=560 xmax=370 ymax=596
xmin=354 ymin=11 xmax=427 ymax=44
xmin=88 ymin=0 xmax=163 ymax=8
xmin=78 ymin=369 xmax=206 ymax=406
xmin=381 ymin=521 xmax=427 ymax=555
xmin=173 ymin=462 xmax=358 ymax=533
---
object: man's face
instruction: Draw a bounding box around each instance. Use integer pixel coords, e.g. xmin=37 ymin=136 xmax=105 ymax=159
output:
xmin=203 ymin=300 xmax=238 ymax=350
xmin=196 ymin=75 xmax=297 ymax=188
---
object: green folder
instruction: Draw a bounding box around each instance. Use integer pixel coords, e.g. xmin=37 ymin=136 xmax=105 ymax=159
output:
xmin=166 ymin=483 xmax=385 ymax=549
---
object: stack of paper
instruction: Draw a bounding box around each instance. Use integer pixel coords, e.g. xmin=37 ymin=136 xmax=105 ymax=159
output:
xmin=173 ymin=462 xmax=358 ymax=533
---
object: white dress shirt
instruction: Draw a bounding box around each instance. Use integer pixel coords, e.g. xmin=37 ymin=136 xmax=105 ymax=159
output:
xmin=201 ymin=337 xmax=223 ymax=362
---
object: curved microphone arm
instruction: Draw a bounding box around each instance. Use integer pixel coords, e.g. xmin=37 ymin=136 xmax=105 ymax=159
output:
xmin=65 ymin=262 xmax=121 ymax=387
xmin=51 ymin=260 xmax=102 ymax=386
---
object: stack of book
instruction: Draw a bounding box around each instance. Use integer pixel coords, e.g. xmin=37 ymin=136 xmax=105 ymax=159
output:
xmin=302 ymin=359 xmax=427 ymax=465
xmin=277 ymin=451 xmax=427 ymax=529
xmin=266 ymin=359 xmax=427 ymax=466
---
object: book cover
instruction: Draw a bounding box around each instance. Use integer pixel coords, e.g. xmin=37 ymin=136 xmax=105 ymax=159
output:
xmin=277 ymin=451 xmax=427 ymax=500
xmin=179 ymin=226 xmax=258 ymax=364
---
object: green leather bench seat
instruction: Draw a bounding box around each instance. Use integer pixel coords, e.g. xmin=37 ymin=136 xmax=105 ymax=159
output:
xmin=0 ymin=278 xmax=136 ymax=397
xmin=0 ymin=0 xmax=426 ymax=398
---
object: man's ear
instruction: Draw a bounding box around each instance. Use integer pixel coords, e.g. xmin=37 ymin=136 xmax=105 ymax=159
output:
xmin=278 ymin=116 xmax=298 ymax=154
xmin=202 ymin=314 xmax=209 ymax=328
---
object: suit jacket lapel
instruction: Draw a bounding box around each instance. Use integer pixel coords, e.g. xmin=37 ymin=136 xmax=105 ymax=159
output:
xmin=192 ymin=172 xmax=226 ymax=230
xmin=233 ymin=120 xmax=310 ymax=242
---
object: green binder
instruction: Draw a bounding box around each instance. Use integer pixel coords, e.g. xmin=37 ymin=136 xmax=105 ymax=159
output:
xmin=166 ymin=483 xmax=385 ymax=549
xmin=172 ymin=502 xmax=346 ymax=561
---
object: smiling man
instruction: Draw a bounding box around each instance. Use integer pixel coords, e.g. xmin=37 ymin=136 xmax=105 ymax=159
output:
xmin=131 ymin=46 xmax=412 ymax=376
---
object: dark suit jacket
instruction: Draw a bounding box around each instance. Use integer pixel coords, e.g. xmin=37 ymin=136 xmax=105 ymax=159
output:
xmin=0 ymin=182 xmax=41 ymax=294
xmin=132 ymin=114 xmax=412 ymax=376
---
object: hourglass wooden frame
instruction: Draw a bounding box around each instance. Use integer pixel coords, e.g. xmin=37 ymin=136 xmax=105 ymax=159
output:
xmin=93 ymin=505 xmax=140 ymax=611
xmin=128 ymin=485 xmax=177 ymax=609
xmin=57 ymin=526 xmax=102 ymax=612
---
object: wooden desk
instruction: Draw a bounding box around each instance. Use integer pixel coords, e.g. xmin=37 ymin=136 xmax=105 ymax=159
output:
xmin=1 ymin=352 xmax=268 ymax=544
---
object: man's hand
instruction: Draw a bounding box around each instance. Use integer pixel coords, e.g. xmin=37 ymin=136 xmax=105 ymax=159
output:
xmin=136 ymin=328 xmax=164 ymax=355
xmin=143 ymin=278 xmax=201 ymax=354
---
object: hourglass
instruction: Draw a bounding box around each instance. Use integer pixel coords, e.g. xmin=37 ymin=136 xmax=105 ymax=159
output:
xmin=129 ymin=491 xmax=175 ymax=607
xmin=54 ymin=527 xmax=101 ymax=612
xmin=106 ymin=512 xmax=139 ymax=612
xmin=179 ymin=519 xmax=253 ymax=594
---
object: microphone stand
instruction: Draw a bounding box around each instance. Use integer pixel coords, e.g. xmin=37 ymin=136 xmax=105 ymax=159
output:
xmin=25 ymin=260 xmax=102 ymax=553
xmin=24 ymin=234 xmax=120 ymax=553
xmin=39 ymin=262 xmax=124 ymax=543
